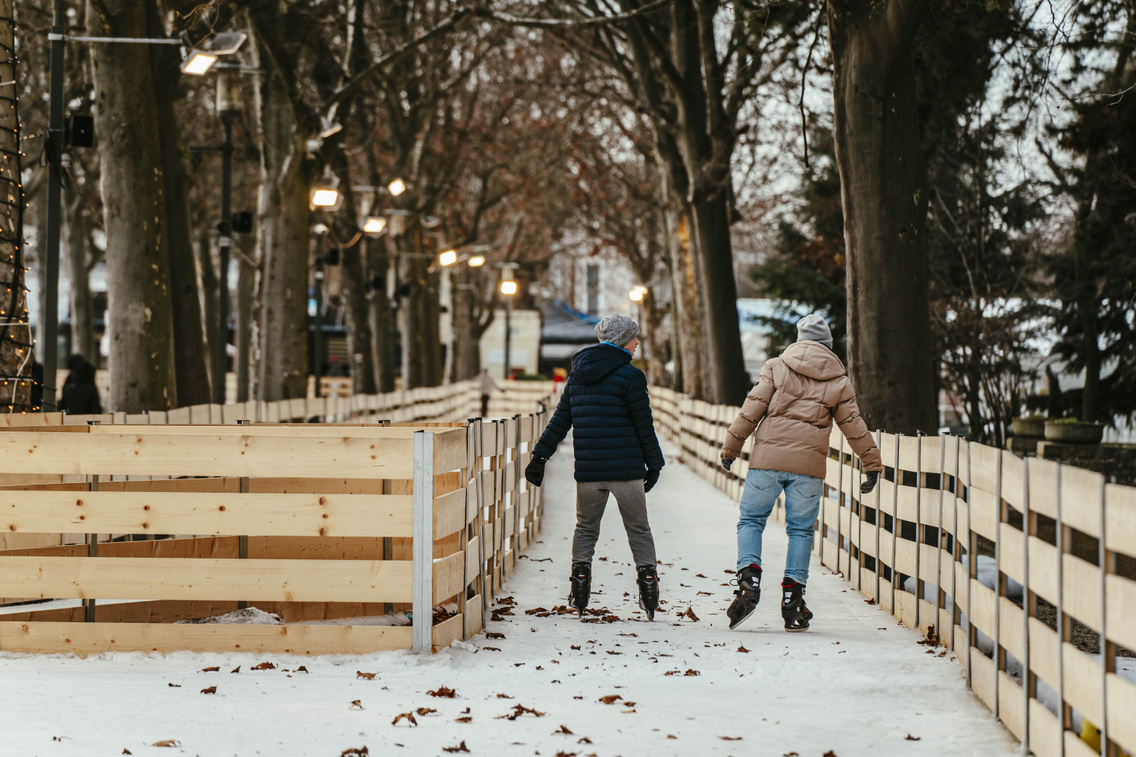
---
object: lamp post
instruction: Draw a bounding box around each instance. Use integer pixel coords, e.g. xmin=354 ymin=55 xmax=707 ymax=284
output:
xmin=500 ymin=276 xmax=517 ymax=380
xmin=213 ymin=72 xmax=240 ymax=402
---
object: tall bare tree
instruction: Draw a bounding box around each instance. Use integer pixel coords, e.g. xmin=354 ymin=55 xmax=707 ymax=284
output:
xmin=0 ymin=0 xmax=32 ymax=410
xmin=88 ymin=0 xmax=177 ymax=411
xmin=828 ymin=0 xmax=936 ymax=434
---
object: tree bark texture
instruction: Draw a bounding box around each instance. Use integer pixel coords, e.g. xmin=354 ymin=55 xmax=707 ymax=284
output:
xmin=195 ymin=228 xmax=219 ymax=390
xmin=340 ymin=239 xmax=377 ymax=395
xmin=0 ymin=0 xmax=31 ymax=410
xmin=828 ymin=0 xmax=937 ymax=434
xmin=369 ymin=245 xmax=397 ymax=393
xmin=90 ymin=0 xmax=176 ymax=412
xmin=236 ymin=248 xmax=255 ymax=402
xmin=252 ymin=58 xmax=316 ymax=401
xmin=64 ymin=185 xmax=96 ymax=363
xmin=148 ymin=19 xmax=211 ymax=407
xmin=400 ymin=226 xmax=442 ymax=389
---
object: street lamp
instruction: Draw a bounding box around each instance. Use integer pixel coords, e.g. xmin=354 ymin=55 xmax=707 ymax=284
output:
xmin=629 ymin=285 xmax=647 ymax=375
xmin=500 ymin=277 xmax=517 ymax=380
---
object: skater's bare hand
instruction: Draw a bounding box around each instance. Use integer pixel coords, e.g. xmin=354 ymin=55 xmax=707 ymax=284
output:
xmin=860 ymin=471 xmax=879 ymax=494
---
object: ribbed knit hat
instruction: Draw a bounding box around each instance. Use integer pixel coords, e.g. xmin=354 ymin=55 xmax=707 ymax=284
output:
xmin=594 ymin=313 xmax=639 ymax=347
xmin=796 ymin=313 xmax=833 ymax=350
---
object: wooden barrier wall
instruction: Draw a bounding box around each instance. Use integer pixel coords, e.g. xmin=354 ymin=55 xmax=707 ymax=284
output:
xmin=651 ymin=386 xmax=1136 ymax=757
xmin=0 ymin=396 xmax=551 ymax=655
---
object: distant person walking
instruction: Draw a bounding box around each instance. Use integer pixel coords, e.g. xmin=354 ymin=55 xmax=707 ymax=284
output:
xmin=479 ymin=368 xmax=500 ymax=418
xmin=720 ymin=314 xmax=882 ymax=632
xmin=525 ymin=314 xmax=665 ymax=619
xmin=58 ymin=355 xmax=102 ymax=415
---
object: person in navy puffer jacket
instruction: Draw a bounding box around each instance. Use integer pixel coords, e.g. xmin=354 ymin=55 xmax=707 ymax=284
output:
xmin=525 ymin=314 xmax=665 ymax=619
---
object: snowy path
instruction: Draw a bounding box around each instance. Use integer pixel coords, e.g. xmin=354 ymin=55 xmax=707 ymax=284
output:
xmin=0 ymin=438 xmax=1019 ymax=757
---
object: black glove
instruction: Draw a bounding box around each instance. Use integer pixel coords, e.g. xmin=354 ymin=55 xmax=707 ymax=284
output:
xmin=644 ymin=468 xmax=661 ymax=493
xmin=525 ymin=455 xmax=546 ymax=487
xmin=860 ymin=471 xmax=879 ymax=494
xmin=721 ymin=456 xmax=734 ymax=472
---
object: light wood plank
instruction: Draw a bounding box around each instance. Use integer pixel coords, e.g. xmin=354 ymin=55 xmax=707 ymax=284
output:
xmin=434 ymin=428 xmax=467 ymax=475
xmin=970 ymin=647 xmax=996 ymax=710
xmin=1 ymin=491 xmax=413 ymax=538
xmin=464 ymin=594 xmax=483 ymax=639
xmin=1028 ymin=617 xmax=1059 ymax=687
xmin=998 ymin=597 xmax=1025 ymax=662
xmin=1063 ymin=553 xmax=1101 ymax=631
xmin=1105 ymin=483 xmax=1136 ymax=560
xmin=1108 ymin=673 xmax=1136 ymax=756
xmin=1106 ymin=574 xmax=1136 ymax=651
xmin=1028 ymin=458 xmax=1060 ymax=520
xmin=997 ymin=670 xmax=1026 ymax=741
xmin=0 ymin=620 xmax=411 ymax=655
xmin=1029 ymin=699 xmax=1061 ymax=757
xmin=1028 ymin=535 xmax=1059 ymax=606
xmin=433 ymin=551 xmax=465 ymax=604
xmin=433 ymin=488 xmax=466 ymax=540
xmin=1060 ymin=464 xmax=1104 ymax=539
xmin=1062 ymin=642 xmax=1103 ymax=727
xmin=0 ymin=556 xmax=413 ymax=603
xmin=0 ymin=431 xmax=413 ymax=479
xmin=432 ymin=613 xmax=464 ymax=651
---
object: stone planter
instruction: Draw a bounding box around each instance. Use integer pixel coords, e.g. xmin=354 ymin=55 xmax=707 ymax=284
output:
xmin=1043 ymin=420 xmax=1104 ymax=444
xmin=1012 ymin=417 xmax=1047 ymax=438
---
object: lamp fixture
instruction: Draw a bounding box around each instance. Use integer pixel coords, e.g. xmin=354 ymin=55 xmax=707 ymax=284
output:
xmin=467 ymin=255 xmax=486 ymax=268
xmin=180 ymin=31 xmax=248 ymax=76
xmin=500 ymin=280 xmax=518 ymax=296
xmin=439 ymin=250 xmax=458 ymax=267
xmin=362 ymin=216 xmax=387 ymax=235
xmin=387 ymin=178 xmax=407 ymax=196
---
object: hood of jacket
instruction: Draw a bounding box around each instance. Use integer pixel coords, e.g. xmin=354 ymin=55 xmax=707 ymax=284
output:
xmin=779 ymin=340 xmax=846 ymax=381
xmin=571 ymin=342 xmax=631 ymax=384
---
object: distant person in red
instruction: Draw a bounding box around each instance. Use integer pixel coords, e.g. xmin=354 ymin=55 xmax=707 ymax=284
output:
xmin=552 ymin=367 xmax=567 ymax=394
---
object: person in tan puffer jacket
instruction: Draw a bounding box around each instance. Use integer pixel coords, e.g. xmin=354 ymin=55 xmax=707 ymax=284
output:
xmin=719 ymin=313 xmax=884 ymax=632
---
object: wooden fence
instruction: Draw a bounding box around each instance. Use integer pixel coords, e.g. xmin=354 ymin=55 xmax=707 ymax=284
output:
xmin=652 ymin=386 xmax=1136 ymax=757
xmin=0 ymin=388 xmax=553 ymax=655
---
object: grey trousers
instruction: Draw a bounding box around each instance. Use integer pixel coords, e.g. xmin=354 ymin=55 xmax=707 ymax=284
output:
xmin=572 ymin=479 xmax=657 ymax=568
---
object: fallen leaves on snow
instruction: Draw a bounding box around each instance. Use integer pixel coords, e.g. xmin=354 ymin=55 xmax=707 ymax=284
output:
xmin=415 ymin=707 xmax=437 ymax=716
xmin=498 ymin=704 xmax=545 ymax=720
xmin=598 ymin=695 xmax=622 ymax=704
xmin=356 ymin=671 xmax=377 ymax=680
xmin=678 ymin=607 xmax=700 ymax=622
xmin=905 ymin=734 xmax=921 ymax=741
xmin=200 ymin=666 xmax=220 ymax=673
xmin=340 ymin=748 xmax=369 ymax=756
xmin=554 ymin=725 xmax=573 ymax=734
xmin=391 ymin=712 xmax=417 ymax=726
xmin=151 ymin=740 xmax=180 ymax=748
xmin=737 ymin=645 xmax=750 ymax=653
xmin=200 ymin=686 xmax=217 ymax=695
xmin=251 ymin=662 xmax=276 ymax=671
xmin=350 ymin=700 xmax=364 ymax=710
xmin=441 ymin=742 xmax=470 ymax=753
xmin=427 ymin=686 xmax=457 ymax=698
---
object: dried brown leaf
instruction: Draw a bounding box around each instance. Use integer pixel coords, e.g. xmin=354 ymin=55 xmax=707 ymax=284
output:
xmin=295 ymin=665 xmax=309 ymax=673
xmin=199 ymin=666 xmax=220 ymax=673
xmin=684 ymin=669 xmax=701 ymax=676
xmin=455 ymin=716 xmax=473 ymax=723
xmin=486 ymin=632 xmax=505 ymax=639
xmin=151 ymin=741 xmax=180 ymax=748
xmin=230 ymin=666 xmax=240 ymax=674
xmin=350 ymin=700 xmax=364 ymax=710
xmin=356 ymin=671 xmax=377 ymax=680
xmin=251 ymin=662 xmax=276 ymax=670
xmin=428 ymin=686 xmax=457 ymax=698
xmin=340 ymin=748 xmax=369 ymax=757
xmin=721 ymin=736 xmax=742 ymax=740
xmin=682 ymin=607 xmax=700 ymax=622
xmin=416 ymin=707 xmax=438 ymax=716
xmin=391 ymin=712 xmax=417 ymax=726
xmin=905 ymin=734 xmax=921 ymax=741
xmin=554 ymin=724 xmax=573 ymax=734
xmin=200 ymin=686 xmax=216 ymax=695
xmin=599 ymin=695 xmax=622 ymax=704
xmin=737 ymin=645 xmax=750 ymax=653
xmin=442 ymin=742 xmax=470 ymax=754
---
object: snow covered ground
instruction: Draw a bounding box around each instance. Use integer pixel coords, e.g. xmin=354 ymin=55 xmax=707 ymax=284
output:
xmin=0 ymin=437 xmax=1020 ymax=757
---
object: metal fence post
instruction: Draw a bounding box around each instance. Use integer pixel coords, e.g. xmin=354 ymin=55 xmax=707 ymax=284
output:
xmin=1021 ymin=457 xmax=1031 ymax=756
xmin=892 ymin=432 xmax=900 ymax=615
xmin=1098 ymin=474 xmax=1109 ymax=757
xmin=412 ymin=430 xmax=434 ymax=653
xmin=1055 ymin=463 xmax=1066 ymax=756
xmin=84 ymin=473 xmax=99 ymax=623
xmin=237 ymin=419 xmax=250 ymax=610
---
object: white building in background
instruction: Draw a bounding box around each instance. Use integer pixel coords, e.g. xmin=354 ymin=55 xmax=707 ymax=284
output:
xmin=479 ymin=308 xmax=541 ymax=380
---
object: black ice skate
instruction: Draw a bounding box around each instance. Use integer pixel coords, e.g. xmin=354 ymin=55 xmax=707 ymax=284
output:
xmin=726 ymin=564 xmax=762 ymax=630
xmin=636 ymin=565 xmax=659 ymax=621
xmin=781 ymin=578 xmax=813 ymax=632
xmin=568 ymin=562 xmax=591 ymax=617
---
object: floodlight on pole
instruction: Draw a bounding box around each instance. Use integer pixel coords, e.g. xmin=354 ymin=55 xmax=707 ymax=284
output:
xmin=500 ymin=280 xmax=518 ymax=296
xmin=467 ymin=255 xmax=486 ymax=268
xmin=629 ymin=285 xmax=647 ymax=302
xmin=439 ymin=249 xmax=458 ymax=267
xmin=180 ymin=50 xmax=218 ymax=75
xmin=362 ymin=216 xmax=387 ymax=235
xmin=310 ymin=187 xmax=342 ymax=210
xmin=387 ymin=178 xmax=407 ymax=196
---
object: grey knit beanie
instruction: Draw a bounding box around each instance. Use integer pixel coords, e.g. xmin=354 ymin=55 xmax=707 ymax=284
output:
xmin=594 ymin=313 xmax=639 ymax=347
xmin=796 ymin=313 xmax=833 ymax=350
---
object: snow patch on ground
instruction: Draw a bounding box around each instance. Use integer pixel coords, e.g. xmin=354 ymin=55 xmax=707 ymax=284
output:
xmin=0 ymin=438 xmax=1021 ymax=756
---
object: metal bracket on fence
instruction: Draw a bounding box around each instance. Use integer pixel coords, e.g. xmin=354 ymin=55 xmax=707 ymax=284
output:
xmin=992 ymin=441 xmax=1004 ymax=721
xmin=412 ymin=430 xmax=435 ymax=653
xmin=1020 ymin=457 xmax=1032 ymax=756
xmin=85 ymin=473 xmax=99 ymax=623
xmin=892 ymin=432 xmax=901 ymax=614
xmin=1055 ymin=463 xmax=1066 ymax=755
xmin=1098 ymin=473 xmax=1109 ymax=757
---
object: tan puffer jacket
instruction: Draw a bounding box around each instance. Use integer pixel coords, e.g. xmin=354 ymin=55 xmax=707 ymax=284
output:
xmin=720 ymin=341 xmax=883 ymax=479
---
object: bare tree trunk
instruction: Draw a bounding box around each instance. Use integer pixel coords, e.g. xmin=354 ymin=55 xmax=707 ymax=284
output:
xmin=148 ymin=2 xmax=210 ymax=407
xmin=668 ymin=207 xmax=703 ymax=397
xmin=369 ymin=245 xmax=397 ymax=393
xmin=341 ymin=239 xmax=377 ymax=395
xmin=64 ymin=186 xmax=95 ymax=362
xmin=252 ymin=55 xmax=317 ymax=401
xmin=401 ymin=226 xmax=442 ymax=389
xmin=643 ymin=290 xmax=668 ymax=387
xmin=196 ymin=228 xmax=218 ymax=386
xmin=828 ymin=0 xmax=936 ymax=434
xmin=0 ymin=0 xmax=31 ymax=410
xmin=236 ymin=248 xmax=255 ymax=402
xmin=90 ymin=0 xmax=176 ymax=412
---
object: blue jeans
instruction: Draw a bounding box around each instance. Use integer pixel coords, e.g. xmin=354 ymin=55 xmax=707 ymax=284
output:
xmin=736 ymin=468 xmax=824 ymax=585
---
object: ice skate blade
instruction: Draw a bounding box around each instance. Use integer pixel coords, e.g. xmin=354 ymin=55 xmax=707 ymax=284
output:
xmin=784 ymin=626 xmax=810 ymax=633
xmin=728 ymin=605 xmax=759 ymax=631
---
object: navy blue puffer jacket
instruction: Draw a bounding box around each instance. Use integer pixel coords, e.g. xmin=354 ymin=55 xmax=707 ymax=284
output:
xmin=533 ymin=343 xmax=665 ymax=482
